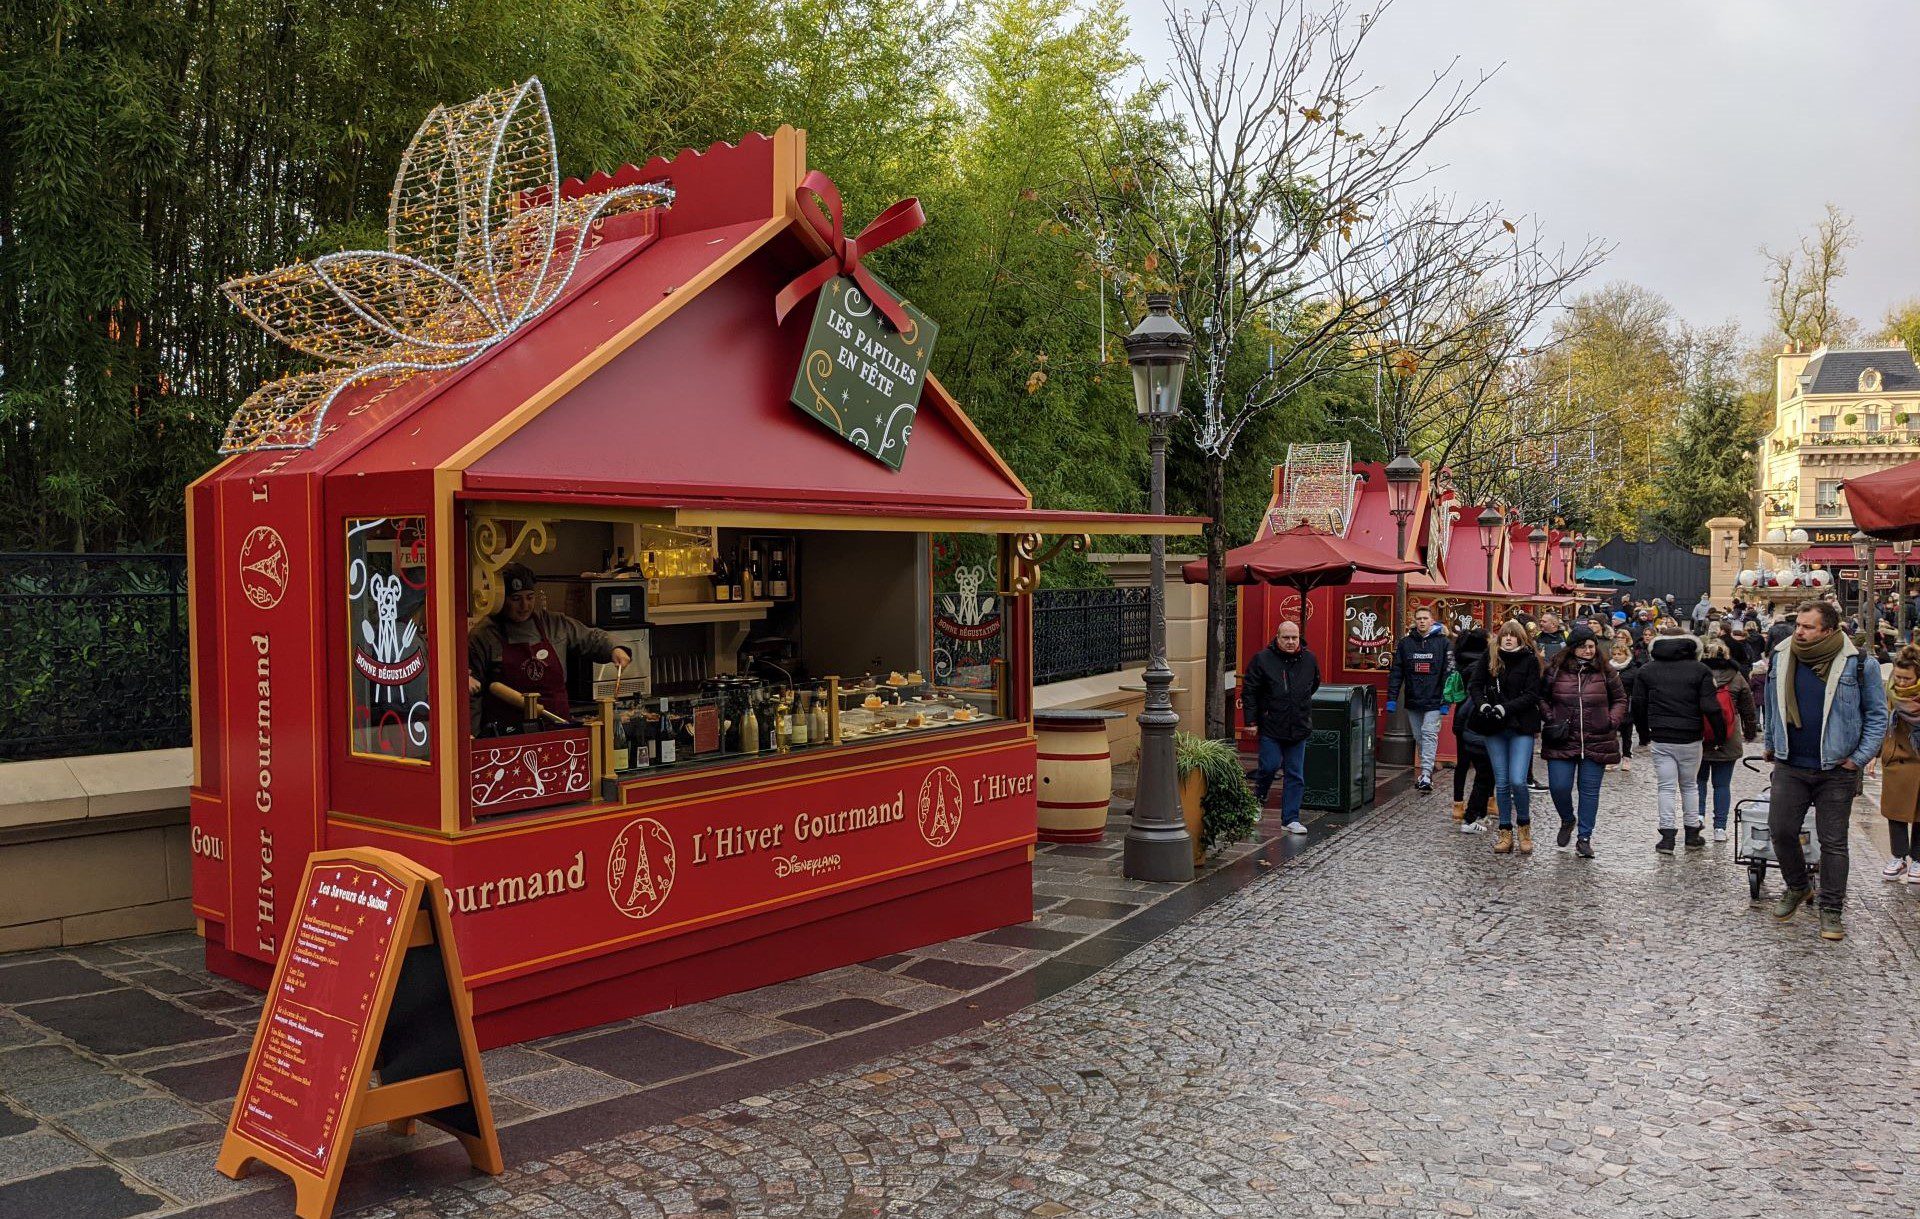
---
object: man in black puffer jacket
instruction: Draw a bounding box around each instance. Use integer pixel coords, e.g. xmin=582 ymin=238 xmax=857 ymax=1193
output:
xmin=1387 ymin=607 xmax=1452 ymax=795
xmin=1631 ymin=625 xmax=1725 ymax=854
xmin=1243 ymin=619 xmax=1321 ymax=835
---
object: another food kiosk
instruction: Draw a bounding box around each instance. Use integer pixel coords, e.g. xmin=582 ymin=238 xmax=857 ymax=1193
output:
xmin=186 ymin=101 xmax=1196 ymax=1046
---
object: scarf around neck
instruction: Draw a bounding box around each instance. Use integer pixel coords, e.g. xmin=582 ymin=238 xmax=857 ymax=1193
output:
xmin=1784 ymin=631 xmax=1847 ymax=729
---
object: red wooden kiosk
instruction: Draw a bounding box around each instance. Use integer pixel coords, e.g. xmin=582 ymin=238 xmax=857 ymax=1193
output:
xmin=186 ymin=122 xmax=1196 ymax=1046
xmin=1233 ymin=456 xmax=1587 ymax=761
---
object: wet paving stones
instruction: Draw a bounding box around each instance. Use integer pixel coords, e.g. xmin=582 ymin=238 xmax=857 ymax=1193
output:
xmin=549 ymin=1026 xmax=744 ymax=1087
xmin=317 ymin=754 xmax=1920 ymax=1218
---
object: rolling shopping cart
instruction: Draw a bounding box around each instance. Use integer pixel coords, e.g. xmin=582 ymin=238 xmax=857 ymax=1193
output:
xmin=1732 ymin=756 xmax=1820 ymax=901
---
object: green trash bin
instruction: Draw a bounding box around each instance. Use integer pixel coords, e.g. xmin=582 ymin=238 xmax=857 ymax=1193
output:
xmin=1302 ymin=684 xmax=1377 ymax=812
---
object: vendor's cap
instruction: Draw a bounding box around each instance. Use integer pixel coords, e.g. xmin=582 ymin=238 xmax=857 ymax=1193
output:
xmin=501 ymin=562 xmax=539 ymax=596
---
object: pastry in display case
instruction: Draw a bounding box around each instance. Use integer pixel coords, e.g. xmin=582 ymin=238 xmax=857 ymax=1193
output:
xmin=831 ymin=671 xmax=995 ymax=740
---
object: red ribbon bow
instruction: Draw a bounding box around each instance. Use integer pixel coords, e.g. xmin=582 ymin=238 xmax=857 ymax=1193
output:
xmin=774 ymin=170 xmax=925 ymax=334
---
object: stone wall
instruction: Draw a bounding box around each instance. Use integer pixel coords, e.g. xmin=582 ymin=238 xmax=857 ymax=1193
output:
xmin=0 ymin=748 xmax=194 ymax=951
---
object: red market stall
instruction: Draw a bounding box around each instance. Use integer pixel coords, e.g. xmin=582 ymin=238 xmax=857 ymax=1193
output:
xmin=186 ymin=103 xmax=1197 ymax=1046
xmin=1234 ymin=459 xmax=1438 ymax=754
xmin=1231 ymin=453 xmax=1579 ymax=763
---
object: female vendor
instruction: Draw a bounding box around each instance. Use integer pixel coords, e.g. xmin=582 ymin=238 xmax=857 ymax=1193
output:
xmin=467 ymin=562 xmax=631 ymax=731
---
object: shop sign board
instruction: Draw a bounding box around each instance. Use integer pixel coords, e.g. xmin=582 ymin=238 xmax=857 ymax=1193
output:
xmin=218 ymin=848 xmax=501 ymax=1219
xmin=360 ymin=737 xmax=1036 ymax=987
xmin=210 ymin=471 xmax=327 ymax=965
xmin=790 ymin=274 xmax=937 ymax=471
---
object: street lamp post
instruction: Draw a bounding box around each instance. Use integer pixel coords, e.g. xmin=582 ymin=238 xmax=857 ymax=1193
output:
xmin=1896 ymin=539 xmax=1914 ymax=643
xmin=1122 ymin=294 xmax=1194 ymax=883
xmin=1478 ymin=508 xmax=1502 ymax=624
xmin=1527 ymin=526 xmax=1550 ymax=609
xmin=1852 ymin=531 xmax=1877 ymax=647
xmin=1380 ymin=445 xmax=1422 ymax=768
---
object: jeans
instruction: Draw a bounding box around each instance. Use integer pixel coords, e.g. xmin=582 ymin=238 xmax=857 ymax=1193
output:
xmin=1408 ymin=709 xmax=1444 ymax=781
xmin=1891 ymin=821 xmax=1920 ymax=861
xmin=1769 ymin=764 xmax=1857 ymax=910
xmin=1650 ymin=740 xmax=1704 ymax=830
xmin=1547 ymin=757 xmax=1605 ymax=839
xmin=1253 ymin=735 xmax=1308 ymax=822
xmin=1484 ymin=731 xmax=1535 ymax=827
xmin=1695 ymin=758 xmax=1736 ymax=829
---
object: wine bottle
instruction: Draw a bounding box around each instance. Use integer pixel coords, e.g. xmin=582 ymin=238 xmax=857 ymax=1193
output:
xmin=791 ymin=691 xmax=811 ymax=746
xmin=738 ymin=698 xmax=760 ymax=754
xmin=809 ymin=687 xmax=830 ymax=744
xmin=731 ymin=557 xmax=745 ymax=602
xmin=770 ymin=546 xmax=789 ymax=598
xmin=749 ymin=551 xmax=765 ymax=599
xmin=655 ymin=697 xmax=677 ymax=765
xmin=637 ymin=710 xmax=660 ymax=767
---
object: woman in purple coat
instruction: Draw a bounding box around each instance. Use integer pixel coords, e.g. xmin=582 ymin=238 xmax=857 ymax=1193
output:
xmin=1540 ymin=625 xmax=1629 ymax=858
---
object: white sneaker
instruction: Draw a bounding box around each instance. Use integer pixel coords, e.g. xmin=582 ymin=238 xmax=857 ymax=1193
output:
xmin=1620 ymin=758 xmax=1632 ymax=772
xmin=1906 ymin=864 xmax=1920 ymax=885
xmin=1460 ymin=820 xmax=1488 ymax=835
xmin=1713 ymin=828 xmax=1728 ymax=843
xmin=1285 ymin=821 xmax=1308 ymax=835
xmin=1885 ymin=858 xmax=1909 ymax=880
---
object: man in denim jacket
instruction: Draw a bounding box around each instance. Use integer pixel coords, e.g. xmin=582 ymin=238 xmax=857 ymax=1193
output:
xmin=1762 ymin=600 xmax=1888 ymax=942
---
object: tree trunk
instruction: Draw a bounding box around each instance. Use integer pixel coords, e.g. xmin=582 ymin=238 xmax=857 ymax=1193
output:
xmin=1203 ymin=455 xmax=1229 ymax=739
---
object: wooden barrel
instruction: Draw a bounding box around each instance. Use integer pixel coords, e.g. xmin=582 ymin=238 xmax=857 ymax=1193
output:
xmin=1035 ymin=709 xmax=1123 ymax=843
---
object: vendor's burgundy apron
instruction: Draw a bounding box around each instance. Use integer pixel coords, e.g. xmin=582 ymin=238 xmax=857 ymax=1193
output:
xmin=482 ymin=621 xmax=570 ymax=729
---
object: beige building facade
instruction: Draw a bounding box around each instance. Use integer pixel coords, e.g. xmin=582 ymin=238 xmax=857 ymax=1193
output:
xmin=1760 ymin=342 xmax=1920 ymax=537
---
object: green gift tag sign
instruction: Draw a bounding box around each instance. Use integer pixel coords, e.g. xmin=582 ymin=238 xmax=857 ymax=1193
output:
xmin=790 ymin=274 xmax=937 ymax=471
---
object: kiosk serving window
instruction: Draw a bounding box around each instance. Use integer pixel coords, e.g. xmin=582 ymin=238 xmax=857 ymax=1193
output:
xmin=465 ymin=512 xmax=1013 ymax=812
xmin=346 ymin=517 xmax=433 ymax=761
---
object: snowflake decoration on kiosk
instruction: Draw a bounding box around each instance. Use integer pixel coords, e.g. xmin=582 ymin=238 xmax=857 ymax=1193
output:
xmin=219 ymin=78 xmax=673 ymax=453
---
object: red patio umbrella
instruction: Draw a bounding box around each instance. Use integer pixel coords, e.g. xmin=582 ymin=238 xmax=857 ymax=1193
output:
xmin=1181 ymin=524 xmax=1423 ymax=621
xmin=1844 ymin=460 xmax=1920 ymax=541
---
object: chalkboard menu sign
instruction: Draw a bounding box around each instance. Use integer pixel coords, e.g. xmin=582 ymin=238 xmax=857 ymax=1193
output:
xmin=790 ymin=274 xmax=936 ymax=471
xmin=217 ymin=848 xmax=501 ymax=1219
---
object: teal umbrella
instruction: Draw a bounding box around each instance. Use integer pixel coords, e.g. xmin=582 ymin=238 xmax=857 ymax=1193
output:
xmin=1575 ymin=565 xmax=1636 ymax=587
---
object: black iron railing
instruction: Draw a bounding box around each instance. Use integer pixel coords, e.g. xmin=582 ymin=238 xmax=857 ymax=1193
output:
xmin=0 ymin=553 xmax=190 ymax=761
xmin=1032 ymin=586 xmax=1150 ymax=684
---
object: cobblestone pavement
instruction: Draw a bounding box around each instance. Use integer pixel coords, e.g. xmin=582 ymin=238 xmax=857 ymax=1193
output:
xmin=336 ymin=750 xmax=1918 ymax=1219
xmin=0 ymin=806 xmax=1294 ymax=1216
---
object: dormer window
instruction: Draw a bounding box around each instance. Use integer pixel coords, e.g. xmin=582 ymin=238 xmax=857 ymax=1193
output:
xmin=1860 ymin=367 xmax=1883 ymax=393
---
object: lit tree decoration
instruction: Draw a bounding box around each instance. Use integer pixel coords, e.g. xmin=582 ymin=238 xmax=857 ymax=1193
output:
xmin=219 ymin=78 xmax=673 ymax=453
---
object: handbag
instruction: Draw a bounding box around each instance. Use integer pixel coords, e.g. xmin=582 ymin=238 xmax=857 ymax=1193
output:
xmin=1442 ymin=670 xmax=1467 ymax=705
xmin=1540 ymin=717 xmax=1573 ymax=749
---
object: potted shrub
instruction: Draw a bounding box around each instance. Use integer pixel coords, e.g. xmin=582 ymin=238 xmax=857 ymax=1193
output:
xmin=1175 ymin=732 xmax=1263 ymax=865
xmin=1844 ymin=412 xmax=1859 ymax=426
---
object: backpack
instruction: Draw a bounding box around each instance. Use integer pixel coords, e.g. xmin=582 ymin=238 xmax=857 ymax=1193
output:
xmin=1704 ymin=683 xmax=1735 ymax=746
xmin=1442 ymin=669 xmax=1467 ymax=705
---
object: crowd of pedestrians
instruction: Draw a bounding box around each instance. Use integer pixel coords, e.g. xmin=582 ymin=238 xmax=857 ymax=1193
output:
xmin=1241 ymin=586 xmax=1906 ymax=944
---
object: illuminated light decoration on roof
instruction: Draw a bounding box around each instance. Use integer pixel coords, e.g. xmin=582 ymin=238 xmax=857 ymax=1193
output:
xmin=218 ymin=78 xmax=674 ymax=454
xmin=1270 ymin=442 xmax=1356 ymax=536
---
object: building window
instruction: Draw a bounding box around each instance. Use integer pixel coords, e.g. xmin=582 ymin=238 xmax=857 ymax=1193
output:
xmin=1819 ymin=415 xmax=1837 ymax=432
xmin=1816 ymin=480 xmax=1844 ymax=518
xmin=347 ymin=516 xmax=432 ymax=761
xmin=1861 ymin=367 xmax=1883 ymax=393
xmin=1867 ymin=411 xmax=1881 ymax=432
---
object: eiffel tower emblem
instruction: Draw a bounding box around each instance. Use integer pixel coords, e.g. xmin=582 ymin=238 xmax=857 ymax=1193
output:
xmin=243 ymin=548 xmax=285 ymax=587
xmin=626 ymin=846 xmax=657 ymax=909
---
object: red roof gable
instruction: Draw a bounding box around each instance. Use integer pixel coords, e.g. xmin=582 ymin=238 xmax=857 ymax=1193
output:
xmin=196 ymin=127 xmax=1030 ymax=516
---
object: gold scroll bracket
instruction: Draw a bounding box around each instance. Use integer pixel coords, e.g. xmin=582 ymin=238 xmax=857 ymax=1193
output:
xmin=470 ymin=515 xmax=554 ymax=618
xmin=1002 ymin=533 xmax=1090 ymax=596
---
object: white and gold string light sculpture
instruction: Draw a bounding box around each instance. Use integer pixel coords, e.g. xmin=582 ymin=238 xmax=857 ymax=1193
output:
xmin=219 ymin=78 xmax=673 ymax=453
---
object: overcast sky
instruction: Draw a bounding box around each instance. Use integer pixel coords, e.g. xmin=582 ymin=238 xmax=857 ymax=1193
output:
xmin=1119 ymin=0 xmax=1920 ymax=342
